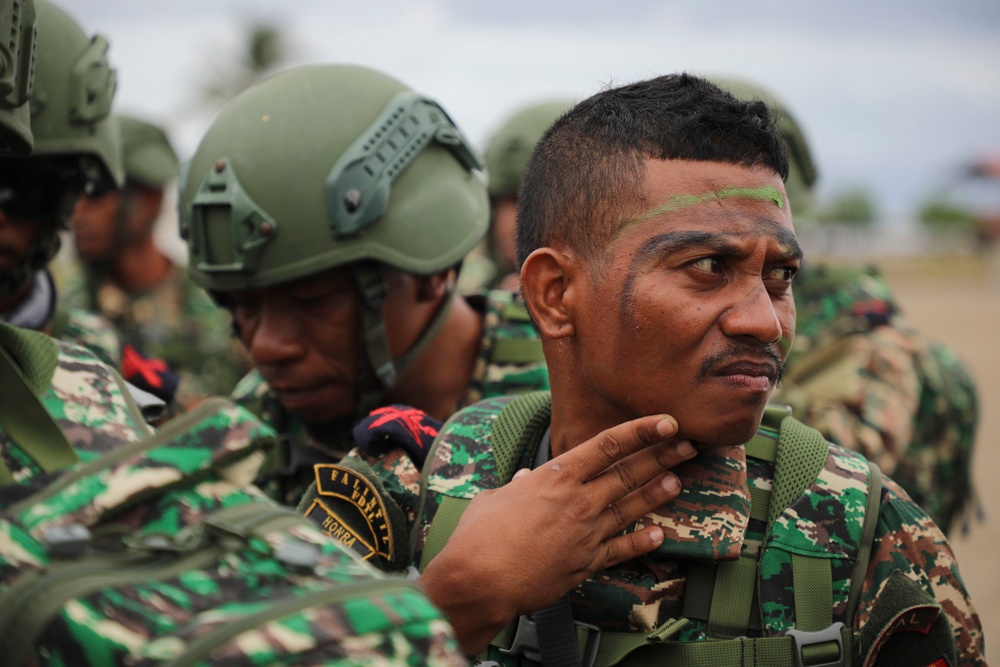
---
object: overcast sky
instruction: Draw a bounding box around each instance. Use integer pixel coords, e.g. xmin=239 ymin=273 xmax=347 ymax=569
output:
xmin=62 ymin=0 xmax=1000 ymax=219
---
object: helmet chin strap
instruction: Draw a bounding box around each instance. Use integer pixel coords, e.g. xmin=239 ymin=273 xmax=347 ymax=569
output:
xmin=352 ymin=262 xmax=456 ymax=420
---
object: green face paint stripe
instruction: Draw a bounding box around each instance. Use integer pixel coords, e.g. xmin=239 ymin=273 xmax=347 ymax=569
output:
xmin=613 ymin=185 xmax=785 ymax=242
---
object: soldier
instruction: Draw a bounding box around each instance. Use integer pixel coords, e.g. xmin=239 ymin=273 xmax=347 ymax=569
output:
xmin=715 ymin=78 xmax=981 ymax=536
xmin=179 ymin=64 xmax=552 ymax=506
xmin=64 ymin=114 xmax=251 ymax=410
xmin=459 ymin=99 xmax=573 ymax=294
xmin=0 ymin=0 xmax=124 ymax=368
xmin=303 ymin=73 xmax=984 ymax=665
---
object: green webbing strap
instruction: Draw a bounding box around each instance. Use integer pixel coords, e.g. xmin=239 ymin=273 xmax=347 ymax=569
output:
xmin=491 ymin=337 xmax=546 ymax=364
xmin=0 ymin=341 xmax=78 ymax=483
xmin=418 ymin=495 xmax=470 ymax=571
xmin=707 ymin=553 xmax=760 ymax=638
xmin=792 ymin=554 xmax=833 ymax=632
xmin=681 ymin=561 xmax=716 ymax=622
xmin=749 ymin=487 xmax=771 ymax=522
xmin=846 ymin=461 xmax=883 ymax=626
xmin=490 ymin=391 xmax=552 ymax=484
xmin=746 ymin=433 xmax=778 ymax=463
xmin=590 ymin=625 xmax=853 ymax=667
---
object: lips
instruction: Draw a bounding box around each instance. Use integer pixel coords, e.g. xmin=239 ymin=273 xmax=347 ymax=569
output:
xmin=710 ymin=359 xmax=780 ymax=393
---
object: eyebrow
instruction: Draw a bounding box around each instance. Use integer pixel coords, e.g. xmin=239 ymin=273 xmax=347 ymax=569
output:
xmin=617 ymin=218 xmax=802 ymax=319
xmin=633 ymin=219 xmax=803 ymax=266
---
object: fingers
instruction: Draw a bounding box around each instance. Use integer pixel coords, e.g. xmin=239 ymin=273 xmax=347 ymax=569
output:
xmin=598 ymin=526 xmax=667 ymax=570
xmin=592 ymin=440 xmax=693 ymax=536
xmin=553 ymin=414 xmax=681 ymax=482
xmin=587 ymin=437 xmax=695 ymax=511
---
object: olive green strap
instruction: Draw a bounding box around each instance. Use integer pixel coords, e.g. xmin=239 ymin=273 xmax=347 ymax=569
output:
xmin=491 ymin=337 xmax=546 ymax=364
xmin=0 ymin=343 xmax=78 ymax=483
xmin=490 ymin=391 xmax=552 ymax=485
xmin=846 ymin=460 xmax=883 ymax=626
xmin=418 ymin=495 xmax=470 ymax=571
xmin=792 ymin=554 xmax=834 ymax=632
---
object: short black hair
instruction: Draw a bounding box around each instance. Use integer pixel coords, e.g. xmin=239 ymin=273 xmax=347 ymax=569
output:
xmin=515 ymin=73 xmax=789 ymax=268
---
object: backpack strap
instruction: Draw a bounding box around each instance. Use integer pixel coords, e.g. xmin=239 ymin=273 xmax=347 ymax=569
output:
xmin=0 ymin=329 xmax=77 ymax=485
xmin=417 ymin=391 xmax=552 ymax=572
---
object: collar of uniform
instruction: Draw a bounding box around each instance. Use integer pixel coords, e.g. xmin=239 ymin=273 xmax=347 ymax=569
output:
xmin=632 ymin=444 xmax=750 ymax=562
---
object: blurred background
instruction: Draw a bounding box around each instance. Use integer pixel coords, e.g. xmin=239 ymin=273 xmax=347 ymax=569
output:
xmin=60 ymin=0 xmax=1000 ymax=660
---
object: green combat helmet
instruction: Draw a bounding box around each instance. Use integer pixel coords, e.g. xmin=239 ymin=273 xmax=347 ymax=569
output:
xmin=0 ymin=0 xmax=37 ymax=156
xmin=31 ymin=0 xmax=121 ymax=189
xmin=713 ymin=77 xmax=818 ymax=218
xmin=119 ymin=114 xmax=178 ymax=188
xmin=483 ymin=99 xmax=573 ymax=200
xmin=181 ymin=63 xmax=488 ymax=415
xmin=0 ymin=0 xmax=120 ymax=301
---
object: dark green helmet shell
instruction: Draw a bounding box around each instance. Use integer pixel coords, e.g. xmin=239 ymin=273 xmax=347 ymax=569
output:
xmin=0 ymin=0 xmax=37 ymax=156
xmin=119 ymin=114 xmax=179 ymax=188
xmin=181 ymin=64 xmax=489 ymax=293
xmin=30 ymin=0 xmax=122 ymax=188
xmin=483 ymin=99 xmax=573 ymax=199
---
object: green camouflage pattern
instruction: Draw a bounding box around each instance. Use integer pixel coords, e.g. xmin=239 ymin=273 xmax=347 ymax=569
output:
xmin=60 ymin=263 xmax=251 ymax=405
xmin=0 ymin=337 xmax=148 ymax=484
xmin=315 ymin=395 xmax=984 ymax=665
xmin=776 ymin=263 xmax=980 ymax=534
xmin=50 ymin=306 xmax=122 ymax=369
xmin=234 ymin=289 xmax=548 ymax=506
xmin=0 ymin=334 xmax=467 ymax=665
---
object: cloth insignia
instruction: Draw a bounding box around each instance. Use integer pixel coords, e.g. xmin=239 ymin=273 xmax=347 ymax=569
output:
xmin=121 ymin=343 xmax=179 ymax=404
xmin=353 ymin=404 xmax=441 ymax=466
xmin=304 ymin=464 xmax=394 ymax=561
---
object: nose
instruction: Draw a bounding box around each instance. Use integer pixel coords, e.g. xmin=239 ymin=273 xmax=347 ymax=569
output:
xmin=246 ymin=299 xmax=306 ymax=366
xmin=720 ymin=281 xmax=784 ymax=345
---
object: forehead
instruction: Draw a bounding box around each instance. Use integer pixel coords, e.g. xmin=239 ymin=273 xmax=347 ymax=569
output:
xmin=611 ymin=159 xmax=794 ymax=247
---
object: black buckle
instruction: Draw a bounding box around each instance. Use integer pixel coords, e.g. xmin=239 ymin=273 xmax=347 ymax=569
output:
xmin=499 ymin=614 xmax=603 ymax=667
xmin=785 ymin=622 xmax=846 ymax=667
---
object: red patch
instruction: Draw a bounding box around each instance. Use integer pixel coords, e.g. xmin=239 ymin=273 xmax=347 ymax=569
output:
xmin=366 ymin=405 xmax=440 ymax=442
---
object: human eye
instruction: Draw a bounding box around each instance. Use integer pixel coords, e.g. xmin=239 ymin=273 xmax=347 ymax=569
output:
xmin=765 ymin=266 xmax=798 ymax=282
xmin=689 ymin=256 xmax=722 ymax=274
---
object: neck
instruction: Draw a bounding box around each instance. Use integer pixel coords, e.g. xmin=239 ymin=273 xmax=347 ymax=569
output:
xmin=107 ymin=237 xmax=173 ymax=293
xmin=387 ymin=295 xmax=484 ymax=422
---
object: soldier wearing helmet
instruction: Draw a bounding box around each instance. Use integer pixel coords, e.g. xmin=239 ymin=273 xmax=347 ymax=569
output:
xmin=460 ymin=99 xmax=573 ymax=294
xmin=715 ymin=77 xmax=980 ymax=536
xmin=0 ymin=0 xmax=125 ymax=370
xmin=63 ymin=114 xmax=251 ymax=411
xmin=181 ymin=64 xmax=551 ymax=505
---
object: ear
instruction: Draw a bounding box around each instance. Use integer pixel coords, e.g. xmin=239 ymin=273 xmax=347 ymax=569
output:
xmin=520 ymin=247 xmax=577 ymax=339
xmin=414 ymin=268 xmax=453 ymax=302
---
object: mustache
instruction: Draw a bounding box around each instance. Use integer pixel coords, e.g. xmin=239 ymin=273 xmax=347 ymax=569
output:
xmin=697 ymin=342 xmax=785 ymax=384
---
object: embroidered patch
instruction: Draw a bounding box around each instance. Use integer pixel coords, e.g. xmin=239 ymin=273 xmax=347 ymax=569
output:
xmin=308 ymin=464 xmax=393 ymax=561
xmin=303 ymin=499 xmax=378 ymax=560
xmin=865 ymin=604 xmax=942 ymax=667
xmin=926 ymin=658 xmax=951 ymax=667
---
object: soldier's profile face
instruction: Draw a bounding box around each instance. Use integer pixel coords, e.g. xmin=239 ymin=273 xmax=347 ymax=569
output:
xmin=570 ymin=159 xmax=799 ymax=447
xmin=71 ymin=189 xmax=121 ymax=261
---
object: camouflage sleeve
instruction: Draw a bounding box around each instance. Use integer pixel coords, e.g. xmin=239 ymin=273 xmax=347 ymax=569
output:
xmin=56 ymin=308 xmax=123 ymax=369
xmin=779 ymin=326 xmax=921 ymax=478
xmin=857 ymin=475 xmax=984 ymax=666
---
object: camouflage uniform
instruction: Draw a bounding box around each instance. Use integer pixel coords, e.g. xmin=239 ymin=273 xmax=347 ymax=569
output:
xmin=234 ymin=289 xmax=549 ymax=506
xmin=0 ymin=321 xmax=468 ymax=666
xmin=304 ymin=394 xmax=984 ymax=666
xmin=61 ymin=263 xmax=251 ymax=405
xmin=775 ymin=264 xmax=979 ymax=534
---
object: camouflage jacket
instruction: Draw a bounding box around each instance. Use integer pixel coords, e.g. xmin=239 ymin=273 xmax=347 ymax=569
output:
xmin=60 ymin=263 xmax=251 ymax=407
xmin=0 ymin=323 xmax=468 ymax=666
xmin=49 ymin=306 xmax=122 ymax=370
xmin=774 ymin=264 xmax=979 ymax=535
xmin=233 ymin=290 xmax=549 ymax=506
xmin=304 ymin=395 xmax=984 ymax=666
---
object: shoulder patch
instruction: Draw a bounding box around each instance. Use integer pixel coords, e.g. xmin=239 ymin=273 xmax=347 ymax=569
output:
xmin=304 ymin=464 xmax=394 ymax=561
